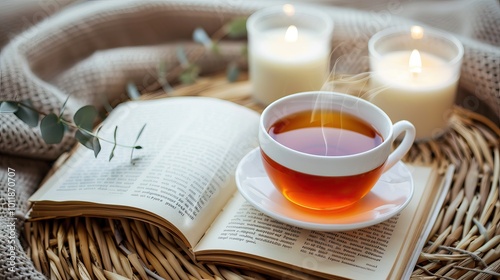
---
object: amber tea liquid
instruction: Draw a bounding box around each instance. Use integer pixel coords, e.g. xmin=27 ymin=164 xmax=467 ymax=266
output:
xmin=262 ymin=109 xmax=385 ymax=210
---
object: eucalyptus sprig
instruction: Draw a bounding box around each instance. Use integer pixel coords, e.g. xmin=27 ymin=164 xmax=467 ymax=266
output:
xmin=0 ymin=99 xmax=144 ymax=162
xmin=1 ymin=17 xmax=248 ymax=162
xmin=191 ymin=17 xmax=247 ymax=82
xmin=159 ymin=17 xmax=248 ymax=91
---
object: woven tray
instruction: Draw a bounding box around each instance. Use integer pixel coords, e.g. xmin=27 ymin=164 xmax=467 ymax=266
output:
xmin=24 ymin=74 xmax=500 ymax=280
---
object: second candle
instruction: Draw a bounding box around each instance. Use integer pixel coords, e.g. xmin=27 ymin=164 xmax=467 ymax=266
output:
xmin=247 ymin=5 xmax=333 ymax=106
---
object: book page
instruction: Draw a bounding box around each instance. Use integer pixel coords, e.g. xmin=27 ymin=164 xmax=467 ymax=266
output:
xmin=195 ymin=165 xmax=435 ymax=279
xmin=30 ymin=97 xmax=259 ymax=247
xmin=399 ymin=164 xmax=453 ymax=279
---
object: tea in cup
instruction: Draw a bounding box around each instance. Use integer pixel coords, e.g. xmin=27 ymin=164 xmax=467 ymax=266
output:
xmin=259 ymin=91 xmax=416 ymax=210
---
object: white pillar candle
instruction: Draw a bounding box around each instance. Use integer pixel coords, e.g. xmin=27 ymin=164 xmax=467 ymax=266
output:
xmin=247 ymin=5 xmax=333 ymax=106
xmin=368 ymin=26 xmax=464 ymax=141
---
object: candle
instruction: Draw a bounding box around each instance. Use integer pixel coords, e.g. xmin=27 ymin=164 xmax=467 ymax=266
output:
xmin=247 ymin=5 xmax=333 ymax=106
xmin=368 ymin=26 xmax=464 ymax=141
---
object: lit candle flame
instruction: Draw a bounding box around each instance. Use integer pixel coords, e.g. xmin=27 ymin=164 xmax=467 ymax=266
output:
xmin=285 ymin=25 xmax=298 ymax=42
xmin=409 ymin=49 xmax=422 ymax=75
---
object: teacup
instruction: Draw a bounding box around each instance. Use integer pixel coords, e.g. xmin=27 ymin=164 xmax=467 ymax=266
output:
xmin=259 ymin=91 xmax=416 ymax=210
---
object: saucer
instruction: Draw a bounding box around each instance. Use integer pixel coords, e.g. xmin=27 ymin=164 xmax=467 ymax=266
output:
xmin=235 ymin=148 xmax=414 ymax=231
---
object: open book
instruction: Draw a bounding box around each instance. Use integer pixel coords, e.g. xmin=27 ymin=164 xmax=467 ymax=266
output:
xmin=29 ymin=97 xmax=451 ymax=280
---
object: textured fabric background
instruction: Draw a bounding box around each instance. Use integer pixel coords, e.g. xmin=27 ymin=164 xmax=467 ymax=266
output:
xmin=0 ymin=0 xmax=498 ymax=278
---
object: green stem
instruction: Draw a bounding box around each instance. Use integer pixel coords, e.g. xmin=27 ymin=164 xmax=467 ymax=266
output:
xmin=61 ymin=119 xmax=141 ymax=149
xmin=11 ymin=101 xmax=141 ymax=150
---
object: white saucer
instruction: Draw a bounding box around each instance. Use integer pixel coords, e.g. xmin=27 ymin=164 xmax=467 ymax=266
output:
xmin=235 ymin=148 xmax=414 ymax=231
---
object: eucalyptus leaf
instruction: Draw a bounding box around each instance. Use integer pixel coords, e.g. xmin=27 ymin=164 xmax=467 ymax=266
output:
xmin=226 ymin=62 xmax=240 ymax=82
xmin=109 ymin=126 xmax=118 ymax=161
xmin=131 ymin=124 xmax=146 ymax=163
xmin=0 ymin=102 xmax=19 ymax=113
xmin=162 ymin=83 xmax=174 ymax=94
xmin=75 ymin=130 xmax=93 ymax=150
xmin=15 ymin=100 xmax=39 ymax=127
xmin=179 ymin=65 xmax=200 ymax=84
xmin=176 ymin=45 xmax=189 ymax=67
xmin=158 ymin=61 xmax=168 ymax=79
xmin=101 ymin=94 xmax=113 ymax=113
xmin=75 ymin=129 xmax=101 ymax=158
xmin=93 ymin=126 xmax=103 ymax=157
xmin=126 ymin=82 xmax=141 ymax=100
xmin=158 ymin=61 xmax=174 ymax=93
xmin=73 ymin=105 xmax=98 ymax=131
xmin=158 ymin=61 xmax=167 ymax=85
xmin=134 ymin=124 xmax=146 ymax=147
xmin=40 ymin=113 xmax=64 ymax=144
xmin=92 ymin=137 xmax=101 ymax=158
xmin=226 ymin=17 xmax=247 ymax=38
xmin=240 ymin=44 xmax=248 ymax=57
xmin=211 ymin=43 xmax=221 ymax=55
xmin=193 ymin=27 xmax=212 ymax=48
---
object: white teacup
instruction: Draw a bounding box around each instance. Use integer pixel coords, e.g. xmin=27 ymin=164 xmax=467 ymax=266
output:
xmin=259 ymin=91 xmax=416 ymax=210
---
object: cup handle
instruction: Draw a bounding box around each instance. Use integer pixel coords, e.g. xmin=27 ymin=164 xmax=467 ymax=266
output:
xmin=383 ymin=120 xmax=416 ymax=172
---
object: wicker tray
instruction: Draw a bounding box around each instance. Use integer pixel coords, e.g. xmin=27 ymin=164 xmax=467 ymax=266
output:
xmin=24 ymin=75 xmax=500 ymax=280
